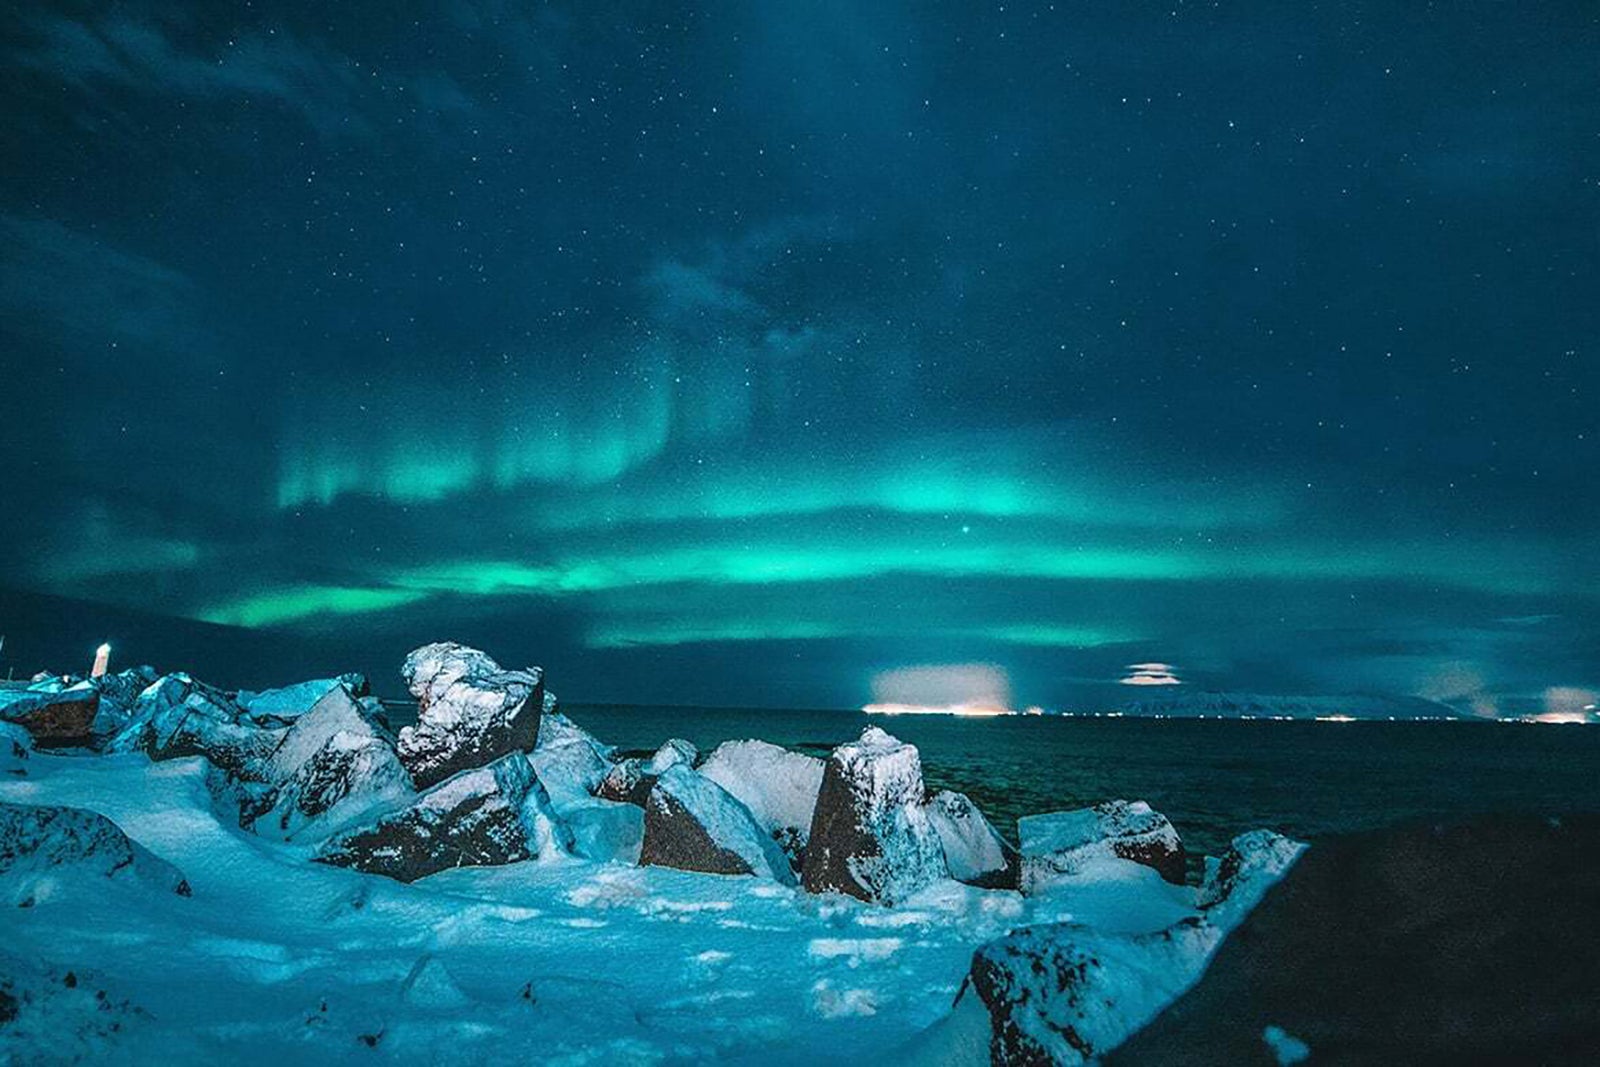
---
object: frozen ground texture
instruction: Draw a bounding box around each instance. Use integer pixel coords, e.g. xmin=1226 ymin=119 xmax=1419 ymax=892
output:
xmin=0 ymin=648 xmax=1303 ymax=1064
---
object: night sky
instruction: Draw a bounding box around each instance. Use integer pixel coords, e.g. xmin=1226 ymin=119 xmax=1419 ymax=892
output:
xmin=1 ymin=2 xmax=1595 ymax=715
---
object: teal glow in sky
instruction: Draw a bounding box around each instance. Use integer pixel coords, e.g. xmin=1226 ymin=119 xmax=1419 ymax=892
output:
xmin=0 ymin=1 xmax=1595 ymax=713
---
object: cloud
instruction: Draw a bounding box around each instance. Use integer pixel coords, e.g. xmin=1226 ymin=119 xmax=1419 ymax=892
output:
xmin=1120 ymin=663 xmax=1181 ymax=686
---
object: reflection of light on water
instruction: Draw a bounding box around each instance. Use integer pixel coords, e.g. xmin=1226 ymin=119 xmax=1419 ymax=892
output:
xmin=1314 ymin=714 xmax=1357 ymax=723
xmin=862 ymin=701 xmax=1018 ymax=718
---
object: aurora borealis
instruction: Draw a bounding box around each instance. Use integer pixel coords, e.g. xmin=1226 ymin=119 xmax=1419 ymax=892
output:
xmin=0 ymin=2 xmax=1595 ymax=714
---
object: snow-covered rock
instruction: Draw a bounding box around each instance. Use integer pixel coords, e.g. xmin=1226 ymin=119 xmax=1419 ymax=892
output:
xmin=927 ymin=790 xmax=1019 ymax=890
xmin=802 ymin=727 xmax=947 ymax=904
xmin=314 ymin=752 xmax=570 ymax=883
xmin=105 ymin=673 xmax=280 ymax=777
xmin=639 ymin=765 xmax=794 ymax=883
xmin=1197 ymin=829 xmax=1306 ymax=931
xmin=242 ymin=685 xmax=412 ymax=841
xmin=236 ymin=673 xmax=370 ymax=723
xmin=1 ymin=722 xmax=30 ymax=777
xmin=529 ymin=707 xmax=613 ymax=807
xmin=700 ymin=739 xmax=824 ymax=865
xmin=86 ymin=666 xmax=160 ymax=739
xmin=959 ymin=917 xmax=1221 ymax=1064
xmin=1020 ymin=800 xmax=1186 ymax=891
xmin=595 ymin=737 xmax=698 ymax=807
xmin=0 ymin=802 xmax=191 ymax=903
xmin=397 ymin=642 xmax=545 ymax=789
xmin=0 ymin=684 xmax=101 ymax=748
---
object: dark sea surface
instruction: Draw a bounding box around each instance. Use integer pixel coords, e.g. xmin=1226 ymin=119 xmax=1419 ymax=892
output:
xmin=561 ymin=705 xmax=1600 ymax=862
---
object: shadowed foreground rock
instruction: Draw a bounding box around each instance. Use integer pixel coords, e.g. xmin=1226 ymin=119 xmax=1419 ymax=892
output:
xmin=1108 ymin=815 xmax=1600 ymax=1065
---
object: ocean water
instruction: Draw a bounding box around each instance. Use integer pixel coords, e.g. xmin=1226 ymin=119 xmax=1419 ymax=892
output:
xmin=561 ymin=705 xmax=1600 ymax=863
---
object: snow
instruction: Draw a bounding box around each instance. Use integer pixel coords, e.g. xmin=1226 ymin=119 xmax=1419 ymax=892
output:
xmin=1263 ymin=1024 xmax=1312 ymax=1064
xmin=926 ymin=790 xmax=1014 ymax=886
xmin=0 ymin=672 xmax=1307 ymax=1064
xmin=0 ymin=743 xmax=1230 ymax=1063
xmin=699 ymin=739 xmax=824 ymax=848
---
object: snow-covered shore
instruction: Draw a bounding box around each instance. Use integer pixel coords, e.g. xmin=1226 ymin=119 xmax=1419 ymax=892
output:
xmin=1 ymin=645 xmax=1300 ymax=1064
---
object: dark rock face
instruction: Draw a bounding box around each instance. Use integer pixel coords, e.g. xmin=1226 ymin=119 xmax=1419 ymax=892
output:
xmin=314 ymin=752 xmax=566 ymax=883
xmin=396 ymin=643 xmax=544 ymax=790
xmin=0 ymin=688 xmax=101 ymax=748
xmin=1019 ymin=800 xmax=1186 ymax=891
xmin=1108 ymin=816 xmax=1600 ymax=1066
xmin=639 ymin=765 xmax=793 ymax=883
xmin=801 ymin=727 xmax=946 ymax=904
xmin=0 ymin=802 xmax=190 ymax=899
xmin=965 ymin=918 xmax=1222 ymax=1065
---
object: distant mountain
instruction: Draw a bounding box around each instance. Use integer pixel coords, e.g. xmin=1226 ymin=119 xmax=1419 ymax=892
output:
xmin=1110 ymin=689 xmax=1464 ymax=721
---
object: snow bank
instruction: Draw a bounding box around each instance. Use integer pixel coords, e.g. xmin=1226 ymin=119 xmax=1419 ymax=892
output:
xmin=0 ymin=801 xmax=191 ymax=903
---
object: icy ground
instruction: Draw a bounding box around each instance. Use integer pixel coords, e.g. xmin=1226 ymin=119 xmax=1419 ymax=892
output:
xmin=0 ymin=748 xmax=1198 ymax=1065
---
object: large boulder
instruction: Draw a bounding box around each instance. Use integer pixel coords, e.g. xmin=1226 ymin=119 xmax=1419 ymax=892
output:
xmin=699 ymin=739 xmax=824 ymax=866
xmin=1109 ymin=816 xmax=1600 ymax=1065
xmin=396 ymin=643 xmax=544 ymax=790
xmin=314 ymin=752 xmax=570 ymax=882
xmin=0 ymin=802 xmax=191 ymax=902
xmin=961 ymin=918 xmax=1222 ymax=1065
xmin=1020 ymin=800 xmax=1186 ymax=891
xmin=639 ymin=765 xmax=794 ymax=883
xmin=595 ymin=738 xmax=697 ymax=807
xmin=801 ymin=727 xmax=947 ymax=904
xmin=926 ymin=789 xmax=1020 ymax=890
xmin=0 ymin=685 xmax=101 ymax=748
xmin=241 ymin=685 xmax=412 ymax=841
